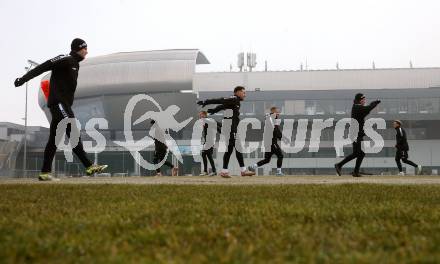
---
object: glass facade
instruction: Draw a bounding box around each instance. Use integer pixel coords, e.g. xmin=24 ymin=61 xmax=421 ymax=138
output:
xmin=13 ymin=88 xmax=440 ymax=176
xmin=239 ymin=97 xmax=440 ymax=116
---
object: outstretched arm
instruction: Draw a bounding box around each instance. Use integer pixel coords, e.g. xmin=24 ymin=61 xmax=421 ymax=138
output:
xmin=363 ymin=100 xmax=381 ymax=115
xmin=14 ymin=55 xmax=68 ymax=87
xmin=197 ymin=96 xmax=239 ymax=107
xmin=207 ymin=104 xmax=226 ymax=115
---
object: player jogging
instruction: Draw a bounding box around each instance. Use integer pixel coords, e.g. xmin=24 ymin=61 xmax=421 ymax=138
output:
xmin=248 ymin=106 xmax=287 ymax=176
xmin=393 ymin=120 xmax=422 ymax=175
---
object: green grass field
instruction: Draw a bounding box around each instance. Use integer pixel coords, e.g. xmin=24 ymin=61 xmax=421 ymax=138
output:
xmin=1 ymin=183 xmax=440 ymax=263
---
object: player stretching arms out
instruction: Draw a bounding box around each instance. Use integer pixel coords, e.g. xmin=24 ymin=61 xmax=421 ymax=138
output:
xmin=197 ymin=86 xmax=255 ymax=178
xmin=14 ymin=38 xmax=107 ymax=181
xmin=335 ymin=93 xmax=380 ymax=177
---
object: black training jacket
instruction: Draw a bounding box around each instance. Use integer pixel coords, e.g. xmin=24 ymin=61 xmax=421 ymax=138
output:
xmin=204 ymin=95 xmax=242 ymax=133
xmin=351 ymin=100 xmax=381 ymax=138
xmin=20 ymin=51 xmax=84 ymax=107
xmin=201 ymin=120 xmax=222 ymax=145
xmin=395 ymin=127 xmax=409 ymax=151
xmin=273 ymin=124 xmax=282 ymax=145
xmin=266 ymin=114 xmax=282 ymax=145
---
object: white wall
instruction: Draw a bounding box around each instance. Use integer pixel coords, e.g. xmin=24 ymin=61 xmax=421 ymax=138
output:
xmin=0 ymin=127 xmax=7 ymax=140
xmin=194 ymin=68 xmax=440 ymax=92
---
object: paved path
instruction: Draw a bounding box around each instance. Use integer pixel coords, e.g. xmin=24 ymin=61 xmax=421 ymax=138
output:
xmin=1 ymin=175 xmax=440 ymax=185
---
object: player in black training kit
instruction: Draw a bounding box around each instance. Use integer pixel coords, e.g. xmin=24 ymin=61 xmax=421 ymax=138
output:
xmin=150 ymin=120 xmax=178 ymax=176
xmin=335 ymin=93 xmax=381 ymax=177
xmin=393 ymin=120 xmax=422 ymax=175
xmin=198 ymin=111 xmax=220 ymax=176
xmin=248 ymin=106 xmax=287 ymax=176
xmin=14 ymin=38 xmax=107 ymax=181
xmin=197 ymin=86 xmax=255 ymax=178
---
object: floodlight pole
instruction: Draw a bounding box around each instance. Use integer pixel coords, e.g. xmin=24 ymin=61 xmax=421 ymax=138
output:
xmin=23 ymin=67 xmax=30 ymax=177
xmin=23 ymin=60 xmax=39 ymax=177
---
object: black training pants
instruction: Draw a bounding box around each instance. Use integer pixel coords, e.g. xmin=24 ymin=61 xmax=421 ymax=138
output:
xmin=395 ymin=150 xmax=418 ymax=172
xmin=338 ymin=138 xmax=365 ymax=174
xmin=223 ymin=132 xmax=244 ymax=170
xmin=202 ymin=147 xmax=216 ymax=173
xmin=153 ymin=148 xmax=174 ymax=173
xmin=257 ymin=143 xmax=283 ymax=168
xmin=41 ymin=103 xmax=92 ymax=173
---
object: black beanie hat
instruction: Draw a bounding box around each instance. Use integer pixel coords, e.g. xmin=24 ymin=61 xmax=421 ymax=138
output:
xmin=354 ymin=93 xmax=365 ymax=103
xmin=71 ymin=38 xmax=87 ymax=52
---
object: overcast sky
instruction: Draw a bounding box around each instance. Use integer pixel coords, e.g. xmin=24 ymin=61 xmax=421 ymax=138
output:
xmin=1 ymin=0 xmax=439 ymax=127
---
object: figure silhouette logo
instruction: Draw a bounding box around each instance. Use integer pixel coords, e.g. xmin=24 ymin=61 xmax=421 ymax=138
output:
xmin=114 ymin=94 xmax=193 ymax=171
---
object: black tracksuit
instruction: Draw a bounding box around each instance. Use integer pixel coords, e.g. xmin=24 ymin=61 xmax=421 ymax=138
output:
xmin=256 ymin=116 xmax=283 ymax=168
xmin=395 ymin=127 xmax=418 ymax=172
xmin=337 ymin=100 xmax=380 ymax=174
xmin=19 ymin=51 xmax=92 ymax=173
xmin=153 ymin=139 xmax=174 ymax=173
xmin=203 ymin=95 xmax=244 ymax=170
xmin=200 ymin=122 xmax=219 ymax=173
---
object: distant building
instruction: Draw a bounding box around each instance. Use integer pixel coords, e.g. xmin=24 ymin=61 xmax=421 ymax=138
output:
xmin=196 ymin=68 xmax=440 ymax=175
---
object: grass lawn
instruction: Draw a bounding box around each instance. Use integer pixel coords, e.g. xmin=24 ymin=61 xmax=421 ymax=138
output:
xmin=0 ymin=184 xmax=440 ymax=263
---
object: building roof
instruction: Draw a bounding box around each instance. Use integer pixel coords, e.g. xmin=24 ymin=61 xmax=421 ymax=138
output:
xmin=194 ymin=67 xmax=440 ymax=92
xmin=39 ymin=49 xmax=209 ymax=105
xmin=0 ymin=122 xmax=48 ymax=132
xmin=81 ymin=49 xmax=210 ymax=67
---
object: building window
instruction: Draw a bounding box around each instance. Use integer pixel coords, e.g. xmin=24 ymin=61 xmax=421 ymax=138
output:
xmin=305 ymin=100 xmax=317 ymax=115
xmin=254 ymin=101 xmax=265 ymax=115
xmin=241 ymin=102 xmax=254 ymax=115
xmin=418 ymin=98 xmax=439 ymax=114
xmin=285 ymin=100 xmax=305 ymax=115
xmin=265 ymin=101 xmax=285 ymax=114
